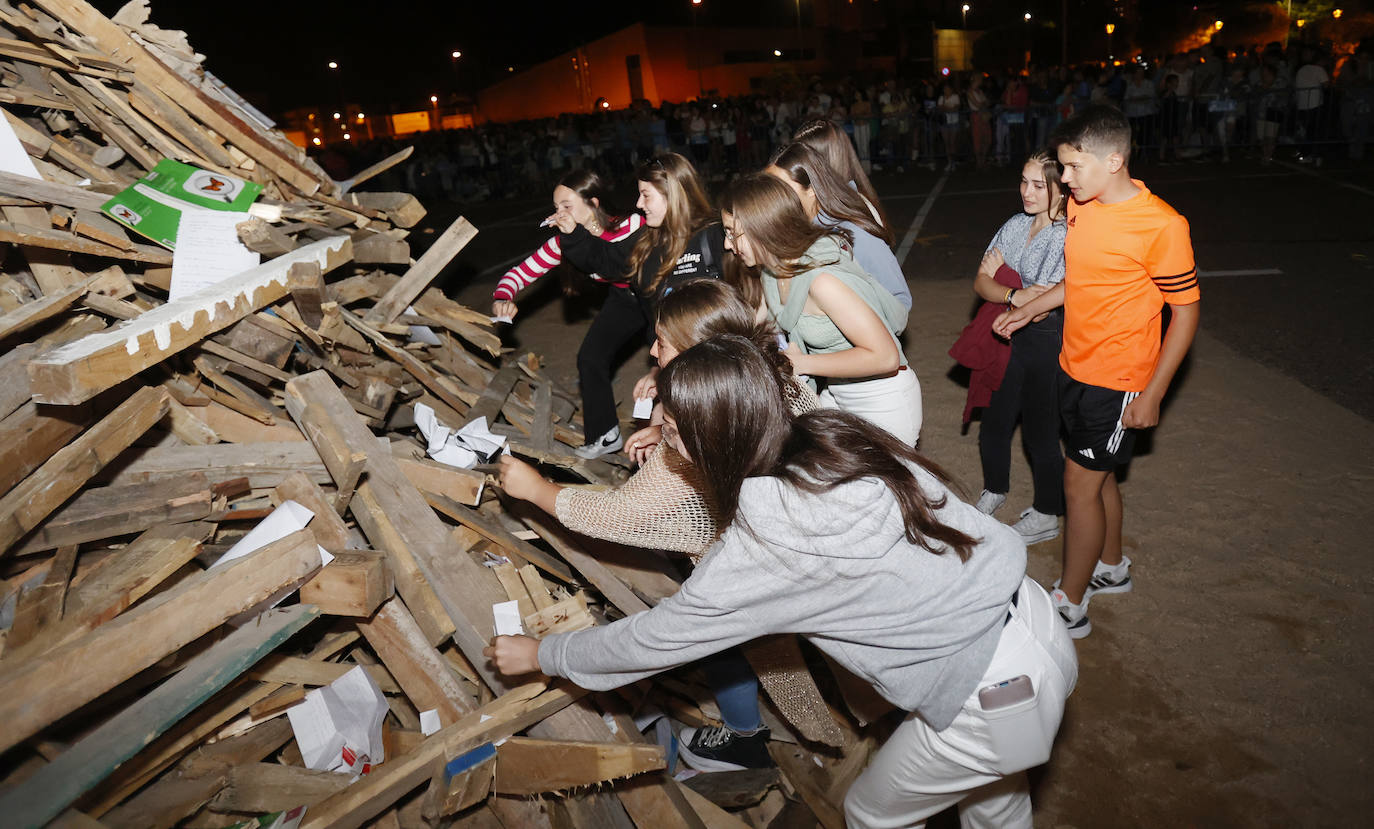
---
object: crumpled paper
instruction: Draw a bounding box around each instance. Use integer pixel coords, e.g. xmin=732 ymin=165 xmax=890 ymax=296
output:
xmin=286 ymin=665 xmax=388 ymax=778
xmin=413 ymin=402 xmax=506 ymax=469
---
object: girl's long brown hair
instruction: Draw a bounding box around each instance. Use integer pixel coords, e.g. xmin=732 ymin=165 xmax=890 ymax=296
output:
xmin=792 ymin=119 xmax=892 ymax=235
xmin=655 ymin=279 xmax=796 ymax=400
xmin=659 ymin=334 xmax=978 ymax=561
xmin=718 ymin=173 xmax=847 ymax=282
xmin=626 ymin=153 xmax=716 ymax=296
xmin=1026 ymin=149 xmax=1069 ymax=221
xmin=769 ymin=143 xmax=895 ymax=247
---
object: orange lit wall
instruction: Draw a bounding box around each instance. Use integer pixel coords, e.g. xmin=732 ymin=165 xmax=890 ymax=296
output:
xmin=478 ymin=24 xmax=653 ymax=122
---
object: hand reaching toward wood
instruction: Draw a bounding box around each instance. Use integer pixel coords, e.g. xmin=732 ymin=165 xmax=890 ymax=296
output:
xmin=484 ymin=635 xmax=543 ymax=676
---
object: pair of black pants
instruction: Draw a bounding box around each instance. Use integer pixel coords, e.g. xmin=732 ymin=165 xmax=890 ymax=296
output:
xmin=979 ymin=316 xmax=1064 ymax=515
xmin=577 ymin=286 xmax=649 ymax=440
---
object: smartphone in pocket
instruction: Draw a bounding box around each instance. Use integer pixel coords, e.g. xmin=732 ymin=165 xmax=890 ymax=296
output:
xmin=978 ymin=675 xmax=1034 ymax=710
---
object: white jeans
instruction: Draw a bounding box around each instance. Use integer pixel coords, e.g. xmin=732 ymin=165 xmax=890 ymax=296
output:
xmin=844 ymin=577 xmax=1078 ymax=829
xmin=819 ymin=366 xmax=923 ymax=447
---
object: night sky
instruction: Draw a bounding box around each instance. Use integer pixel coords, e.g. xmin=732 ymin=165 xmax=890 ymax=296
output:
xmin=89 ymin=0 xmax=825 ymax=116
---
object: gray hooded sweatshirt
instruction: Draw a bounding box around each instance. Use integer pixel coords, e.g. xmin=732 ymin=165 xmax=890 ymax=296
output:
xmin=538 ymin=463 xmax=1027 ymax=731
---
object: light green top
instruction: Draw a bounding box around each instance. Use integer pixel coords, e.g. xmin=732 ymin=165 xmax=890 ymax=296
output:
xmin=762 ymin=235 xmax=909 ymax=365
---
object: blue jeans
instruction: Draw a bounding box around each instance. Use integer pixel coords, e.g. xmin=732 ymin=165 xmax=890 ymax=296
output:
xmin=702 ymin=649 xmax=762 ymax=733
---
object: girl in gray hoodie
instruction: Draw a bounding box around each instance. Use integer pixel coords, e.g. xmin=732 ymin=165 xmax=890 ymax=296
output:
xmin=488 ymin=334 xmax=1078 ymax=828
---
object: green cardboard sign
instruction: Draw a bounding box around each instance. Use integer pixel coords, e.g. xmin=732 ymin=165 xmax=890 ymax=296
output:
xmin=101 ymin=158 xmax=262 ymax=250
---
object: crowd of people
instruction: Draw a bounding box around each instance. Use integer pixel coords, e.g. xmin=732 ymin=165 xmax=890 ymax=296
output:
xmin=475 ymin=96 xmax=1200 ymax=827
xmin=322 ymin=37 xmax=1371 ymax=203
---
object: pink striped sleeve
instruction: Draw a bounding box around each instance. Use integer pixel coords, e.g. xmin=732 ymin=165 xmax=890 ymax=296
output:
xmin=494 ymin=236 xmax=563 ymax=300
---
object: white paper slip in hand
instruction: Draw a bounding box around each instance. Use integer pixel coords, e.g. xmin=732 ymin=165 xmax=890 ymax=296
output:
xmin=632 ymin=397 xmax=655 ymax=420
xmin=493 ymin=600 xmax=525 ymax=637
xmin=491 ymin=315 xmax=514 ymax=324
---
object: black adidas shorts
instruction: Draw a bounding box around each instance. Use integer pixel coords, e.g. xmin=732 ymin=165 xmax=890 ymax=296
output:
xmin=1058 ymin=368 xmax=1139 ymax=471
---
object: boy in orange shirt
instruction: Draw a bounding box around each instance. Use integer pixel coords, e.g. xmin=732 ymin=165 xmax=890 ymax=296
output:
xmin=995 ymin=105 xmax=1200 ymax=638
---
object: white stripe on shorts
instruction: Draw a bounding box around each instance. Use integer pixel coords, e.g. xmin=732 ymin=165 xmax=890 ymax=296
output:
xmin=1107 ymin=392 xmax=1139 ymax=455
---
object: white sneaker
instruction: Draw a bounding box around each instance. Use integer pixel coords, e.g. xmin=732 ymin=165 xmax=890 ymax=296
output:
xmin=1012 ymin=508 xmax=1059 ymax=544
xmin=1053 ymin=555 xmax=1133 ymax=602
xmin=574 ymin=426 xmax=623 ymax=459
xmin=975 ymin=490 xmax=1006 ymax=515
xmin=1051 ymin=588 xmax=1092 ymax=639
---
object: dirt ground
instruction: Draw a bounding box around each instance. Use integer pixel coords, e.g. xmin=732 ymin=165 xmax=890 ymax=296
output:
xmin=432 ymin=156 xmax=1374 ymax=826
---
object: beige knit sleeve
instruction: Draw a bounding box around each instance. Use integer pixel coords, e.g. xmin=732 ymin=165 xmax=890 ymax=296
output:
xmin=555 ymin=443 xmax=721 ymax=557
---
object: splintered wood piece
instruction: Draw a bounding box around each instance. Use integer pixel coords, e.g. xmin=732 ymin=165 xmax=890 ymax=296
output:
xmin=0 ymin=605 xmax=319 ymax=829
xmin=297 ymin=549 xmax=393 ymax=617
xmin=7 ymin=544 xmax=78 ymax=648
xmin=515 ymin=507 xmax=652 ymax=617
xmin=523 ymin=593 xmax=594 ymax=639
xmin=236 ymin=214 xmax=296 ymax=258
xmin=394 ymin=456 xmax=484 ymax=507
xmin=299 ymin=682 xmax=584 ymax=829
xmin=105 ymin=441 xmax=327 ymax=490
xmin=0 ymin=168 xmax=109 ymax=211
xmin=0 ymin=399 xmax=90 ymax=495
xmin=424 ymin=493 xmax=574 ymax=584
xmin=519 ymin=564 xmax=556 ymax=611
xmin=423 ymin=742 xmax=496 ymax=820
xmin=193 ymin=356 xmax=280 ymax=423
xmin=0 ymin=385 xmax=168 ymax=555
xmin=352 ymin=189 xmax=424 ymax=227
xmin=26 ymin=236 xmax=350 ymax=405
xmin=273 ymin=470 xmax=349 ymax=552
xmin=492 ymin=563 xmax=535 ymax=619
xmin=199 ymin=339 xmax=294 ymax=383
xmin=0 ymin=528 xmax=321 ymax=753
xmin=5 ymin=525 xmax=208 ymax=665
xmin=0 ymin=274 xmax=96 ymax=340
xmin=676 ymin=782 xmax=753 ymax=829
xmin=412 ymin=290 xmax=502 ymax=357
xmin=490 ymin=737 xmax=665 ymax=796
xmin=351 ymin=229 xmax=410 ymax=265
xmin=364 ymin=216 xmax=477 ymax=326
xmin=0 ymin=343 xmax=37 ymax=421
xmin=11 ymin=473 xmax=214 ymax=555
xmin=359 ymin=597 xmax=478 ymax=726
xmin=287 ymin=260 xmax=325 ymax=328
xmin=163 ymin=397 xmax=219 ymax=444
xmin=210 ymin=761 xmax=350 ymax=814
xmin=285 ymin=371 xmax=454 ymax=646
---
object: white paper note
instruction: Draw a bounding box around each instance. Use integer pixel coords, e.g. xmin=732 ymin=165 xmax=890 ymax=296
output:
xmin=414 ymin=403 xmax=506 ymax=469
xmin=406 ymin=304 xmax=442 ymax=345
xmin=419 ymin=709 xmax=442 ymax=736
xmin=168 ymin=208 xmax=260 ymax=301
xmin=493 ymin=600 xmax=525 ymax=637
xmin=0 ymin=115 xmax=40 ymax=179
xmin=490 ymin=315 xmax=514 ymax=325
xmin=632 ymin=397 xmax=655 ymax=420
xmin=214 ymin=500 xmax=334 ymax=569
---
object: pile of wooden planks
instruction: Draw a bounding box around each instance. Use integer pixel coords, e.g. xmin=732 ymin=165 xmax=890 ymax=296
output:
xmin=0 ymin=2 xmax=879 ymax=828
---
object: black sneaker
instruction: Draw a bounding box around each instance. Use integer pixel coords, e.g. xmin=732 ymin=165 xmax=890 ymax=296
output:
xmin=678 ymin=725 xmax=774 ymax=772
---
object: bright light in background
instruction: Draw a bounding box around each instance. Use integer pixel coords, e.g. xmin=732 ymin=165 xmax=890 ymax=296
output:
xmin=342 ymin=133 xmax=351 ymax=140
xmin=451 ymin=50 xmax=462 ymax=58
xmin=327 ymin=61 xmax=338 ymax=69
xmin=332 ymin=112 xmax=341 ymax=120
xmin=311 ymin=137 xmax=321 ymax=146
xmin=601 ymin=101 xmax=610 ymax=109
xmin=508 ymin=66 xmax=514 ymax=72
xmin=357 ymin=113 xmax=365 ymax=122
xmin=1333 ymin=8 xmax=1343 ymax=18
xmin=430 ymin=95 xmax=438 ymax=103
xmin=773 ymin=49 xmax=782 ymax=57
xmin=941 ymin=66 xmax=951 ymax=76
xmin=1214 ymin=20 xmax=1224 ymax=31
xmin=1106 ymin=23 xmax=1115 ymax=34
xmin=1024 ymin=12 xmax=1031 ymax=21
xmin=962 ymin=4 xmax=969 ymax=11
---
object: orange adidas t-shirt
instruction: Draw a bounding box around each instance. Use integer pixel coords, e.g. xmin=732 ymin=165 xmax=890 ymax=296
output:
xmin=1061 ymin=180 xmax=1199 ymax=392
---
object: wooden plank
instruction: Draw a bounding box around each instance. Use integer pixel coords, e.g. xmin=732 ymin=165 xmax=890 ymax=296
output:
xmin=287 ymin=261 xmax=325 ymax=328
xmin=0 ymin=274 xmax=95 ymax=340
xmin=33 ymin=0 xmax=333 ymax=195
xmin=492 ymin=737 xmax=665 ymax=795
xmin=0 ymin=605 xmax=319 ymax=829
xmin=104 ymin=441 xmax=327 ymax=489
xmin=0 ymin=400 xmax=89 ymax=498
xmin=424 ymin=493 xmax=575 ymax=584
xmin=0 ymin=219 xmax=173 ymax=263
xmin=523 ymin=593 xmax=595 ymax=638
xmin=162 ymin=396 xmax=219 ymax=445
xmin=0 ymin=343 xmax=37 ymax=420
xmin=2 ymin=203 xmax=87 ymax=294
xmin=210 ymin=761 xmax=350 ymax=813
xmin=12 ymin=474 xmax=213 ymax=555
xmin=394 ymin=456 xmax=484 ymax=507
xmin=531 ymin=381 xmax=554 ymax=453
xmin=247 ymin=655 xmax=401 ymax=694
xmin=465 ymin=362 xmax=523 ymax=427
xmin=359 ymin=597 xmax=477 ymax=728
xmin=285 ymin=371 xmax=455 ymax=646
xmin=6 ymin=544 xmax=78 ymax=649
xmin=0 ymin=168 xmax=109 ymax=211
xmin=273 ymin=470 xmax=349 ymax=552
xmin=364 ymin=216 xmax=477 ymax=326
xmin=0 ymin=385 xmax=169 ymax=555
xmin=0 ymin=528 xmax=321 ymax=753
xmin=2 ymin=524 xmax=208 ymax=664
xmin=299 ymin=549 xmax=392 ymax=617
xmin=516 ymin=507 xmax=653 ymax=616
xmin=351 ymin=190 xmax=425 ymax=228
xmin=298 ymin=681 xmax=584 ymax=829
xmin=193 ymin=356 xmax=280 ymax=423
xmin=677 ymin=782 xmax=754 ymax=829
xmin=519 ymin=564 xmax=556 ymax=611
xmin=198 ymin=339 xmax=295 ymax=383
xmin=26 ymin=236 xmax=351 ymax=405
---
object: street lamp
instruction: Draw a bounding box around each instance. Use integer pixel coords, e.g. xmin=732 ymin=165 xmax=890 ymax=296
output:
xmin=1105 ymin=23 xmax=1115 ymax=59
xmin=327 ymin=61 xmax=338 ymax=70
xmin=451 ymin=50 xmax=461 ymax=59
xmin=962 ymin=4 xmax=970 ymax=28
xmin=774 ymin=49 xmax=783 ymax=57
xmin=1024 ymin=12 xmax=1031 ymax=21
xmin=691 ymin=0 xmax=703 ymax=98
xmin=1024 ymin=13 xmax=1032 ymax=70
xmin=1333 ymin=9 xmax=1343 ymax=18
xmin=1214 ymin=20 xmax=1224 ymax=31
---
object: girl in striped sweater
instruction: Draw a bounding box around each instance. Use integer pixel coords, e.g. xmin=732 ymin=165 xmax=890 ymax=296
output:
xmin=491 ymin=169 xmax=645 ymax=458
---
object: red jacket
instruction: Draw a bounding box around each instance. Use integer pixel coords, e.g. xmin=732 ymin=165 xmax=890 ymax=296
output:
xmin=948 ymin=264 xmax=1022 ymax=424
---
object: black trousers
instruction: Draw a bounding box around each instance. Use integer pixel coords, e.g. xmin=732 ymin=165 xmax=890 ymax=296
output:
xmin=979 ymin=315 xmax=1064 ymax=515
xmin=577 ymin=286 xmax=649 ymax=440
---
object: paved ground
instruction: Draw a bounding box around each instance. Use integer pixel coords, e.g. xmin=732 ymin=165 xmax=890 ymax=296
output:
xmin=400 ymin=154 xmax=1373 ymax=826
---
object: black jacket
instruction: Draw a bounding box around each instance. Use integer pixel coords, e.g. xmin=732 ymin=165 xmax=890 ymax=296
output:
xmin=561 ymin=222 xmax=725 ymax=327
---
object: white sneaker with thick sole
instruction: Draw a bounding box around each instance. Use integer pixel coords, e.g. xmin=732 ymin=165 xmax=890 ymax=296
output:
xmin=574 ymin=426 xmax=623 ymax=459
xmin=1051 ymin=588 xmax=1092 ymax=639
xmin=1012 ymin=507 xmax=1059 ymax=544
xmin=1054 ymin=555 xmax=1133 ymax=602
xmin=975 ymin=490 xmax=1006 ymax=515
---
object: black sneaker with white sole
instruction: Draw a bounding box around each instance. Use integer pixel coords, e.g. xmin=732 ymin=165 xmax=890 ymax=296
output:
xmin=678 ymin=725 xmax=774 ymax=773
xmin=574 ymin=426 xmax=623 ymax=459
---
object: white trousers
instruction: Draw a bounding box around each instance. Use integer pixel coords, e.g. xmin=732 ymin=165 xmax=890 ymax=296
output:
xmin=844 ymin=577 xmax=1078 ymax=829
xmin=819 ymin=366 xmax=923 ymax=447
